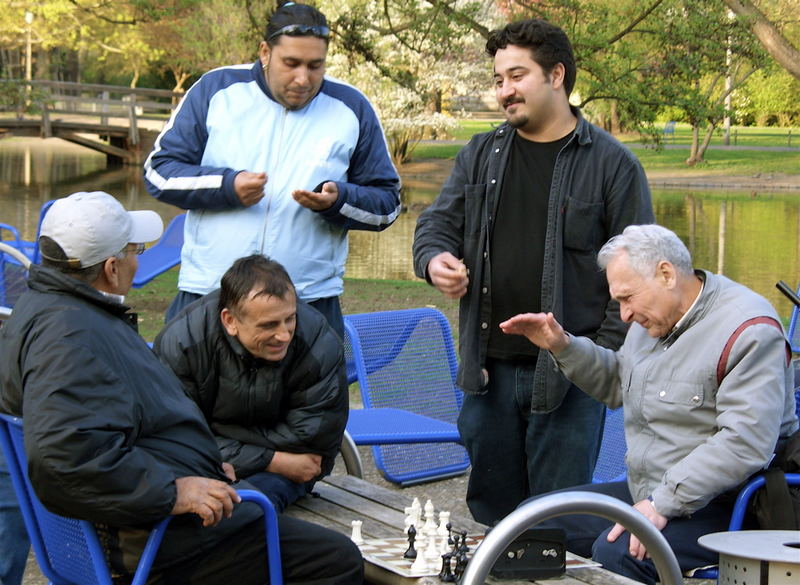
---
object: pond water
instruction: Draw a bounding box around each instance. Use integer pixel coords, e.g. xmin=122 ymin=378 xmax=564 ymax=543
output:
xmin=1 ymin=137 xmax=798 ymax=318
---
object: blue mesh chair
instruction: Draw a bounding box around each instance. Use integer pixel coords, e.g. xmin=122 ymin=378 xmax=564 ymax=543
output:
xmin=787 ymin=282 xmax=800 ymax=354
xmin=343 ymin=308 xmax=469 ymax=485
xmin=132 ymin=213 xmax=185 ymax=288
xmin=592 ymin=407 xmax=627 ymax=483
xmin=0 ymin=242 xmax=31 ymax=317
xmin=0 ymin=414 xmax=283 ymax=585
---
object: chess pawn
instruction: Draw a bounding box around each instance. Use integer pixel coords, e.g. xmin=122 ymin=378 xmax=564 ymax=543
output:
xmin=422 ymin=499 xmax=437 ymax=537
xmin=410 ymin=548 xmax=428 ymax=574
xmin=438 ymin=552 xmax=453 ymax=581
xmin=350 ymin=520 xmax=364 ymax=545
xmin=404 ymin=506 xmax=417 ymax=532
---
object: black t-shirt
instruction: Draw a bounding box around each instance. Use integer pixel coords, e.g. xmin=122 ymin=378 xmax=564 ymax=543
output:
xmin=487 ymin=131 xmax=573 ymax=361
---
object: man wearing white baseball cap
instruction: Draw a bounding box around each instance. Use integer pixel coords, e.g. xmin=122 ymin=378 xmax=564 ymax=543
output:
xmin=0 ymin=191 xmax=363 ymax=585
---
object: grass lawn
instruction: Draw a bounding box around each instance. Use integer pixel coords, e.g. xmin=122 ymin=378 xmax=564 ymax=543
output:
xmin=129 ymin=269 xmax=458 ymax=342
xmin=416 ymin=119 xmax=800 ymax=177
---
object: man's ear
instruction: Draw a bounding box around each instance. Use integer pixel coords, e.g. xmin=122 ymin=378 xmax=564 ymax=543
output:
xmin=220 ymin=308 xmax=238 ymax=337
xmin=550 ymin=62 xmax=566 ymax=90
xmin=656 ymin=260 xmax=677 ymax=289
xmin=93 ymin=256 xmax=119 ymax=291
xmin=259 ymin=41 xmax=271 ymax=69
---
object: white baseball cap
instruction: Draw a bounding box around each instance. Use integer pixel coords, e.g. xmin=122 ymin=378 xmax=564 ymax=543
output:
xmin=40 ymin=191 xmax=164 ymax=268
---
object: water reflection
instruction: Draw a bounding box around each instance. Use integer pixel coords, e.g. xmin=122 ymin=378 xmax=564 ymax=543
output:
xmin=1 ymin=137 xmax=798 ymax=317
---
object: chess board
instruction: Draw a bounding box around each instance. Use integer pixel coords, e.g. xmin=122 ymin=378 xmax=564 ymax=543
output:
xmin=358 ymin=535 xmax=483 ymax=578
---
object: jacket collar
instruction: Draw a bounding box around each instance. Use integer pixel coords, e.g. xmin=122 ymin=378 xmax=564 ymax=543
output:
xmin=27 ymin=264 xmax=138 ymax=329
xmin=661 ymin=270 xmax=715 ymax=346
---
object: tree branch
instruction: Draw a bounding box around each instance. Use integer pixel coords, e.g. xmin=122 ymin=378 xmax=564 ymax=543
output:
xmin=723 ymin=0 xmax=800 ymax=80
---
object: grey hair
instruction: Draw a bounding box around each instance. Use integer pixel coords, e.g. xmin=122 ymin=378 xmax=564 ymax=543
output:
xmin=597 ymin=224 xmax=693 ymax=277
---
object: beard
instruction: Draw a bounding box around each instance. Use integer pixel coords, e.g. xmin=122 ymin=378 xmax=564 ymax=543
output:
xmin=503 ymin=98 xmax=528 ymax=128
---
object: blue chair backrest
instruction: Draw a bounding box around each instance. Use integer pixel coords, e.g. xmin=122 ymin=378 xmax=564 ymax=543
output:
xmin=344 ymin=308 xmax=469 ymax=484
xmin=0 ymin=413 xmax=115 ymax=585
xmin=0 ymin=243 xmax=31 ymax=312
xmin=31 ymin=200 xmax=55 ymax=265
xmin=593 ymin=407 xmax=627 ymax=483
xmin=787 ymin=282 xmax=800 ymax=354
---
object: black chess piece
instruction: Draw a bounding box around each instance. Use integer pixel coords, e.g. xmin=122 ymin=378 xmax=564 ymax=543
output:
xmin=403 ymin=525 xmax=417 ymax=559
xmin=446 ymin=521 xmax=453 ymax=546
xmin=458 ymin=530 xmax=469 ymax=555
xmin=440 ymin=552 xmax=456 ymax=582
xmin=451 ymin=533 xmax=460 ymax=554
xmin=454 ymin=551 xmax=468 ymax=584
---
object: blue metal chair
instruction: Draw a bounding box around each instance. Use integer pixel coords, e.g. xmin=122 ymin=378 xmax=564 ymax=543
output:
xmin=132 ymin=213 xmax=185 ymax=288
xmin=786 ymin=282 xmax=800 ymax=354
xmin=0 ymin=223 xmax=30 ymax=260
xmin=0 ymin=414 xmax=283 ymax=585
xmin=343 ymin=308 xmax=469 ymax=485
xmin=592 ymin=407 xmax=627 ymax=483
xmin=0 ymin=242 xmax=31 ymax=317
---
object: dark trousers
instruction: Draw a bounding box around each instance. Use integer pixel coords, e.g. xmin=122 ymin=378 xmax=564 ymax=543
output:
xmin=458 ymin=359 xmax=605 ymax=526
xmin=146 ymin=515 xmax=363 ymax=585
xmin=167 ymin=292 xmax=344 ymax=341
xmin=244 ymin=471 xmax=314 ymax=513
xmin=531 ymin=481 xmax=734 ymax=585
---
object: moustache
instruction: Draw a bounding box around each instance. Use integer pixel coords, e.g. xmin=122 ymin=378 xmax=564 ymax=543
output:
xmin=503 ymin=97 xmax=524 ymax=108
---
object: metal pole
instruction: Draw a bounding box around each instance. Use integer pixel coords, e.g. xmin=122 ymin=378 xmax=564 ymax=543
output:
xmin=460 ymin=491 xmax=684 ymax=585
xmin=24 ymin=12 xmax=33 ymax=82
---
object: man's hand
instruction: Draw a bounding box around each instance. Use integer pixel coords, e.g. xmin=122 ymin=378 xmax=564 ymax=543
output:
xmin=428 ymin=252 xmax=469 ymax=299
xmin=234 ymin=171 xmax=267 ymax=207
xmin=172 ymin=476 xmax=240 ymax=527
xmin=499 ymin=312 xmax=570 ymax=354
xmin=607 ymin=499 xmax=668 ymax=561
xmin=292 ymin=181 xmax=338 ymax=211
xmin=267 ymin=452 xmax=323 ymax=483
xmin=221 ymin=462 xmax=237 ymax=482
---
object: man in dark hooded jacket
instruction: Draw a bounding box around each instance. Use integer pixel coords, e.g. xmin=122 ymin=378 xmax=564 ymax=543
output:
xmin=0 ymin=191 xmax=362 ymax=585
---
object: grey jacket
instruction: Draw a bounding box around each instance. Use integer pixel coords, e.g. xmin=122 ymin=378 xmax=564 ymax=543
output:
xmin=154 ymin=291 xmax=348 ymax=479
xmin=555 ymin=271 xmax=799 ymax=518
xmin=413 ymin=111 xmax=654 ymax=409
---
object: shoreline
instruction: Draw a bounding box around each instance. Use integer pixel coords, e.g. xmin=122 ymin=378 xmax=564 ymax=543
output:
xmin=400 ymin=159 xmax=800 ymax=192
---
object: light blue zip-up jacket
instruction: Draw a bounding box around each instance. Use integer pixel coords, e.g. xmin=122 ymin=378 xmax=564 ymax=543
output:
xmin=143 ymin=61 xmax=401 ymax=300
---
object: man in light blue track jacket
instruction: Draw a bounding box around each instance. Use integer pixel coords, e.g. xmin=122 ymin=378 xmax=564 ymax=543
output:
xmin=144 ymin=1 xmax=401 ymax=335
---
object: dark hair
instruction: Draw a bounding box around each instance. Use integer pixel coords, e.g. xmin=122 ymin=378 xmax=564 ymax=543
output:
xmin=39 ymin=235 xmax=106 ymax=283
xmin=219 ymin=255 xmax=295 ymax=317
xmin=486 ymin=18 xmax=576 ymax=96
xmin=265 ymin=1 xmax=329 ymax=47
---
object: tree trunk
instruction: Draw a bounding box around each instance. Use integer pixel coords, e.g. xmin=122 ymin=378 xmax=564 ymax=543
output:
xmin=610 ymin=101 xmax=621 ymax=134
xmin=695 ymin=124 xmax=716 ymax=163
xmin=723 ymin=0 xmax=800 ymax=80
xmin=686 ymin=125 xmax=702 ymax=165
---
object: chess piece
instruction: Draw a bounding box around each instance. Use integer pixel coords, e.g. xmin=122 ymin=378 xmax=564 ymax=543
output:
xmin=446 ymin=521 xmax=453 ymax=545
xmin=350 ymin=520 xmax=364 ymax=545
xmin=403 ymin=525 xmax=417 ymax=559
xmin=454 ymin=551 xmax=468 ymax=584
xmin=410 ymin=547 xmax=428 ymax=574
xmin=424 ymin=528 xmax=440 ymax=563
xmin=458 ymin=530 xmax=469 ymax=554
xmin=438 ymin=552 xmax=453 ymax=581
xmin=422 ymin=499 xmax=437 ymax=539
xmin=437 ymin=511 xmax=450 ymax=537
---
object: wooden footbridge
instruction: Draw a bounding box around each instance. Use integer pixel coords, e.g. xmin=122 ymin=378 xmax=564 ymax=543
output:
xmin=0 ymin=80 xmax=182 ymax=165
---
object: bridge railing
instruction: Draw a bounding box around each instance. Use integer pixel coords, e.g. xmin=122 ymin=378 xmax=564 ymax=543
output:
xmin=20 ymin=80 xmax=182 ymax=145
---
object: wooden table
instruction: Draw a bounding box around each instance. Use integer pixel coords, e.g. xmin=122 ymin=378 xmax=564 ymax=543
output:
xmin=285 ymin=474 xmax=647 ymax=585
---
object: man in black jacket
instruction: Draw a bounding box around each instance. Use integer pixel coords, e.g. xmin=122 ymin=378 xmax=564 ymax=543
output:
xmin=0 ymin=191 xmax=362 ymax=585
xmin=413 ymin=19 xmax=654 ymax=526
xmin=154 ymin=255 xmax=348 ymax=512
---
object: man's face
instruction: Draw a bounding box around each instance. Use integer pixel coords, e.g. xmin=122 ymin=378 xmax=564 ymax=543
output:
xmin=606 ymin=252 xmax=682 ymax=338
xmin=259 ymin=36 xmax=327 ymax=110
xmin=114 ymin=243 xmax=142 ymax=295
xmin=493 ymin=44 xmax=562 ymax=135
xmin=221 ymin=288 xmax=297 ymax=362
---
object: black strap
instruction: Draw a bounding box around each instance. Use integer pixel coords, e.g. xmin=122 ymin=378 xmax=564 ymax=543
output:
xmin=760 ymin=467 xmax=796 ymax=530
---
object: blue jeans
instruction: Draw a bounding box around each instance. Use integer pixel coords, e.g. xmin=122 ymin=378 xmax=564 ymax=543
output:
xmin=457 ymin=358 xmax=604 ymax=525
xmin=243 ymin=471 xmax=314 ymax=513
xmin=0 ymin=451 xmax=29 ymax=585
xmin=530 ymin=481 xmax=734 ymax=585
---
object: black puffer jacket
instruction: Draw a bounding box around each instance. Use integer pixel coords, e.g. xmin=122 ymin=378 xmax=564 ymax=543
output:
xmin=154 ymin=290 xmax=348 ymax=479
xmin=0 ymin=266 xmax=261 ymax=575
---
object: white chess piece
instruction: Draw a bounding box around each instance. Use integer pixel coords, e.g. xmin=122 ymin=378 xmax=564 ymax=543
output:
xmin=422 ymin=499 xmax=437 ymax=537
xmin=437 ymin=511 xmax=450 ymax=537
xmin=424 ymin=530 xmax=440 ymax=564
xmin=410 ymin=547 xmax=428 ymax=574
xmin=350 ymin=520 xmax=364 ymax=545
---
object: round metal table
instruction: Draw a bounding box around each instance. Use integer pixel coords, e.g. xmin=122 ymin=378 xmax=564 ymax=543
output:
xmin=698 ymin=530 xmax=800 ymax=585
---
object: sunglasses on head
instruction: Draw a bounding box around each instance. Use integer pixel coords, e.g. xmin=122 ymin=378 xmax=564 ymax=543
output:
xmin=268 ymin=24 xmax=330 ymax=41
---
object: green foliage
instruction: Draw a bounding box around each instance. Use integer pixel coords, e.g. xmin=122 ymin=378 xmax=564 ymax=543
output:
xmin=736 ymin=66 xmax=800 ymax=126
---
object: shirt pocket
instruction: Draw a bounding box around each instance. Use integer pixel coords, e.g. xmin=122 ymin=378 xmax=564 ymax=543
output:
xmin=464 ymin=184 xmax=487 ymax=245
xmin=563 ymin=195 xmax=603 ymax=252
